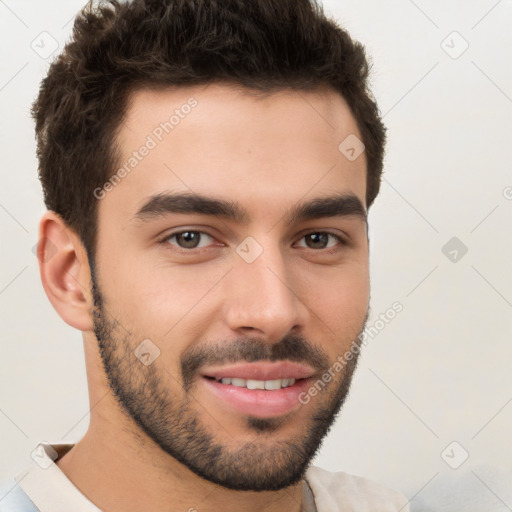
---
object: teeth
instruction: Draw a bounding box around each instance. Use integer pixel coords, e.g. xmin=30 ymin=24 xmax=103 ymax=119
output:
xmin=246 ymin=379 xmax=265 ymax=390
xmin=265 ymin=379 xmax=282 ymax=390
xmin=216 ymin=377 xmax=296 ymax=389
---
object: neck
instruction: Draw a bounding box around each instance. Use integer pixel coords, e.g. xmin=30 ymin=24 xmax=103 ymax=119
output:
xmin=56 ymin=416 xmax=306 ymax=512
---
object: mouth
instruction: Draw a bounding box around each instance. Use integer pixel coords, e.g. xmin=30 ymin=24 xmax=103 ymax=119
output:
xmin=199 ymin=361 xmax=317 ymax=418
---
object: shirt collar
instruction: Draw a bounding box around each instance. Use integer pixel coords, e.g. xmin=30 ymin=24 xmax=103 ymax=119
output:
xmin=15 ymin=442 xmax=101 ymax=512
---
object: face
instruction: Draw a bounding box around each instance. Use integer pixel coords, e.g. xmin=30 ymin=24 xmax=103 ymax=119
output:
xmin=91 ymin=83 xmax=370 ymax=491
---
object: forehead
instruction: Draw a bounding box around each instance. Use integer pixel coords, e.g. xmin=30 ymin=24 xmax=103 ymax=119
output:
xmin=102 ymin=83 xmax=367 ymax=225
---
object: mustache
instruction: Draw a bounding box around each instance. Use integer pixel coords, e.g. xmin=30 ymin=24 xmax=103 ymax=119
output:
xmin=180 ymin=333 xmax=330 ymax=391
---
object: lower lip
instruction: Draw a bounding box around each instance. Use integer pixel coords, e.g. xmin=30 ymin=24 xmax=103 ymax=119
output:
xmin=200 ymin=377 xmax=311 ymax=418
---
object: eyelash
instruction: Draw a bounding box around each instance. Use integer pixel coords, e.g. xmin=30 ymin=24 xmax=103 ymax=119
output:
xmin=158 ymin=229 xmax=347 ymax=255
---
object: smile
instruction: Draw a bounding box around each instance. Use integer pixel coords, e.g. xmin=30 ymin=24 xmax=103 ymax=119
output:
xmin=199 ymin=361 xmax=318 ymax=418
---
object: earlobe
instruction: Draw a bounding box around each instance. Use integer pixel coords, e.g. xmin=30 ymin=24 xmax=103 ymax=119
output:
xmin=37 ymin=211 xmax=94 ymax=332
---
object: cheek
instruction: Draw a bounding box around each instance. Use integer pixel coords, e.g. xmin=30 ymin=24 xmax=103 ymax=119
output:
xmin=300 ymin=261 xmax=369 ymax=353
xmin=102 ymin=254 xmax=227 ymax=340
xmin=333 ymin=264 xmax=369 ymax=319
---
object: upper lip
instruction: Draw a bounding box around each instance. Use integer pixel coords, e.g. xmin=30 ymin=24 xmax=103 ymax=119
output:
xmin=201 ymin=361 xmax=317 ymax=381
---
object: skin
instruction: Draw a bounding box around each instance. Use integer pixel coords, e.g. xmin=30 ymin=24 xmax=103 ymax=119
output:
xmin=38 ymin=82 xmax=370 ymax=512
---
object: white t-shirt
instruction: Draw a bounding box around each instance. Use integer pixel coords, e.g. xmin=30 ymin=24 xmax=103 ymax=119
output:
xmin=0 ymin=442 xmax=409 ymax=511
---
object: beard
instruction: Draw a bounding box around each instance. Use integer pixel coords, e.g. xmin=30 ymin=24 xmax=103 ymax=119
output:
xmin=90 ymin=268 xmax=367 ymax=492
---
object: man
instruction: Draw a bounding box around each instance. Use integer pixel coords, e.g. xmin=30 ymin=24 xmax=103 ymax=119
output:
xmin=0 ymin=0 xmax=409 ymax=510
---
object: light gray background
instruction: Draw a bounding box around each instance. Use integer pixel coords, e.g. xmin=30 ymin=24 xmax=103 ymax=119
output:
xmin=1 ymin=0 xmax=511 ymax=506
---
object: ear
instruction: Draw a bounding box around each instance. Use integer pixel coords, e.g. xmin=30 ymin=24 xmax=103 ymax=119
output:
xmin=37 ymin=211 xmax=94 ymax=332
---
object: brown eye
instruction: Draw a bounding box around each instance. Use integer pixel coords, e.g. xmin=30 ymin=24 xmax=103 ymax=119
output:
xmin=297 ymin=232 xmax=343 ymax=250
xmin=163 ymin=230 xmax=215 ymax=250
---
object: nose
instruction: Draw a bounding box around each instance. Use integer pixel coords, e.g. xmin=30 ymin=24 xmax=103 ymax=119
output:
xmin=222 ymin=241 xmax=309 ymax=343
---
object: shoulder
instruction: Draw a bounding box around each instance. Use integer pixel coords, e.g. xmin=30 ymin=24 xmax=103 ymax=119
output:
xmin=410 ymin=463 xmax=512 ymax=512
xmin=0 ymin=479 xmax=39 ymax=512
xmin=305 ymin=465 xmax=410 ymax=512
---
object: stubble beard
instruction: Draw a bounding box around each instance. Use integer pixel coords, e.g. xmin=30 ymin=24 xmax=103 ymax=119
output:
xmin=90 ymin=271 xmax=366 ymax=491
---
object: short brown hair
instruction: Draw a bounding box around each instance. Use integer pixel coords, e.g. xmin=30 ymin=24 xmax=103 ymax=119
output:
xmin=32 ymin=0 xmax=386 ymax=262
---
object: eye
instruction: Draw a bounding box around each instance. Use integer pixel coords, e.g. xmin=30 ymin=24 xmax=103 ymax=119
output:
xmin=161 ymin=230 xmax=215 ymax=250
xmin=158 ymin=229 xmax=346 ymax=253
xmin=295 ymin=232 xmax=345 ymax=250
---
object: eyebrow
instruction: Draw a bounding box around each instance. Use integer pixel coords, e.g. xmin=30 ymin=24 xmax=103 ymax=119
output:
xmin=133 ymin=191 xmax=367 ymax=226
